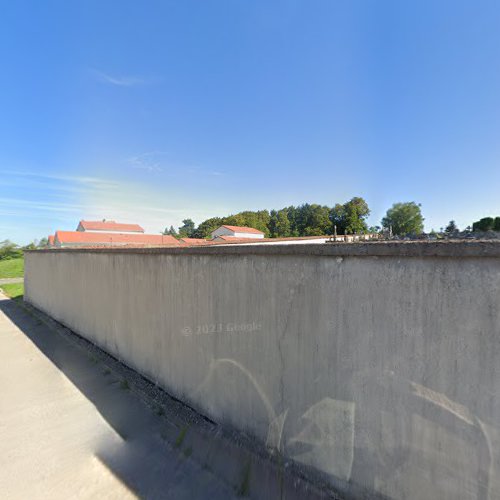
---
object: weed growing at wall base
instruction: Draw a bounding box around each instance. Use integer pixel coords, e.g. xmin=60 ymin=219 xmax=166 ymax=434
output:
xmin=119 ymin=379 xmax=130 ymax=390
xmin=175 ymin=425 xmax=189 ymax=448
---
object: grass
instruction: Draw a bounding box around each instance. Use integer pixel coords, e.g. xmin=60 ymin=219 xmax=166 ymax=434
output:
xmin=119 ymin=379 xmax=130 ymax=390
xmin=174 ymin=425 xmax=189 ymax=448
xmin=0 ymin=257 xmax=24 ymax=279
xmin=0 ymin=282 xmax=24 ymax=300
xmin=236 ymin=460 xmax=251 ymax=497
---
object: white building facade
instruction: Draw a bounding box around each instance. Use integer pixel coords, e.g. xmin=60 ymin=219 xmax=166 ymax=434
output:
xmin=210 ymin=225 xmax=265 ymax=240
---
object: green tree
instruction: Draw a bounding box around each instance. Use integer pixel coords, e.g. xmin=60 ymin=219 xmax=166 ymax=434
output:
xmin=285 ymin=206 xmax=301 ymax=236
xmin=495 ymin=217 xmax=500 ymax=231
xmin=444 ymin=220 xmax=459 ymax=235
xmin=291 ymin=204 xmax=331 ymax=236
xmin=178 ymin=219 xmax=196 ymax=238
xmin=329 ymin=203 xmax=346 ymax=234
xmin=163 ymin=225 xmax=179 ymax=237
xmin=192 ymin=217 xmax=223 ymax=239
xmin=330 ymin=197 xmax=370 ymax=234
xmin=269 ymin=209 xmax=291 ymax=237
xmin=343 ymin=197 xmax=370 ymax=234
xmin=0 ymin=240 xmax=22 ymax=260
xmin=381 ymin=202 xmax=424 ymax=235
xmin=224 ymin=210 xmax=271 ymax=236
xmin=472 ymin=217 xmax=495 ymax=232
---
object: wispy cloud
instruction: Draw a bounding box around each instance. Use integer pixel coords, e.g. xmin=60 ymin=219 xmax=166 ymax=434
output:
xmin=0 ymin=168 xmax=233 ymax=243
xmin=127 ymin=151 xmax=167 ymax=172
xmin=90 ymin=69 xmax=156 ymax=87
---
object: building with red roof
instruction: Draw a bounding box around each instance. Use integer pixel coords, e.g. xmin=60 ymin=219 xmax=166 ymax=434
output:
xmin=54 ymin=231 xmax=180 ymax=248
xmin=179 ymin=238 xmax=214 ymax=246
xmin=76 ymin=219 xmax=145 ymax=234
xmin=210 ymin=225 xmax=265 ymax=240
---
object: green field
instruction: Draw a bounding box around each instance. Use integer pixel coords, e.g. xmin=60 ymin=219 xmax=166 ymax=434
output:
xmin=0 ymin=257 xmax=24 ymax=278
xmin=0 ymin=282 xmax=24 ymax=300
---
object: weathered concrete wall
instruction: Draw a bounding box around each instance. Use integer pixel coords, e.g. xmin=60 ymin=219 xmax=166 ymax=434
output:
xmin=25 ymin=242 xmax=500 ymax=499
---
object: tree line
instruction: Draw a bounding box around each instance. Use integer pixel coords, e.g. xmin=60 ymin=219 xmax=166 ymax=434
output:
xmin=472 ymin=217 xmax=500 ymax=232
xmin=164 ymin=198 xmax=426 ymax=239
xmin=0 ymin=239 xmax=43 ymax=261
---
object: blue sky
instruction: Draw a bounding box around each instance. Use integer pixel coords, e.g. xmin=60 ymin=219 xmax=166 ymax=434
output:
xmin=1 ymin=0 xmax=499 ymax=243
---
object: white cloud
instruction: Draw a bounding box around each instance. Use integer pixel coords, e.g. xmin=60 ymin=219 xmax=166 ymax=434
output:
xmin=0 ymin=169 xmax=232 ymax=241
xmin=127 ymin=151 xmax=166 ymax=172
xmin=91 ymin=69 xmax=156 ymax=87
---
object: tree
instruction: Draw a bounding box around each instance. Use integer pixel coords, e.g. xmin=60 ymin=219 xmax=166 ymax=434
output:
xmin=330 ymin=197 xmax=370 ymax=234
xmin=329 ymin=203 xmax=347 ymax=234
xmin=192 ymin=217 xmax=223 ymax=239
xmin=178 ymin=219 xmax=196 ymax=238
xmin=343 ymin=197 xmax=370 ymax=234
xmin=471 ymin=216 xmax=500 ymax=232
xmin=290 ymin=204 xmax=331 ymax=236
xmin=269 ymin=209 xmax=291 ymax=237
xmin=472 ymin=217 xmax=495 ymax=232
xmin=224 ymin=210 xmax=271 ymax=236
xmin=163 ymin=225 xmax=178 ymax=237
xmin=444 ymin=220 xmax=459 ymax=235
xmin=381 ymin=202 xmax=424 ymax=235
xmin=38 ymin=237 xmax=48 ymax=248
xmin=0 ymin=240 xmax=22 ymax=260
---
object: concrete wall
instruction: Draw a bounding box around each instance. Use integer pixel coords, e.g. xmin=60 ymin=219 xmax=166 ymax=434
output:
xmin=25 ymin=242 xmax=500 ymax=499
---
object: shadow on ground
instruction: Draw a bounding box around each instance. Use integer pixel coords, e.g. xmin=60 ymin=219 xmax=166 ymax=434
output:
xmin=0 ymin=296 xmax=238 ymax=499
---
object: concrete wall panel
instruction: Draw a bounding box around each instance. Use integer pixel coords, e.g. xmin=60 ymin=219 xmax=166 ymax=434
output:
xmin=25 ymin=243 xmax=500 ymax=499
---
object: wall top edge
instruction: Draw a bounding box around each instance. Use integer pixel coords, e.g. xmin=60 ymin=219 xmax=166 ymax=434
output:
xmin=26 ymin=240 xmax=500 ymax=258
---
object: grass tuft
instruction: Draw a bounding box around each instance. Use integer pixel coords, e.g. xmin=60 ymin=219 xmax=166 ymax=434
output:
xmin=174 ymin=425 xmax=189 ymax=448
xmin=119 ymin=379 xmax=130 ymax=390
xmin=236 ymin=460 xmax=251 ymax=497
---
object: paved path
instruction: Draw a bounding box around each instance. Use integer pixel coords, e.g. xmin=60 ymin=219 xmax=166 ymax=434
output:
xmin=0 ymin=277 xmax=23 ymax=285
xmin=0 ymin=294 xmax=236 ymax=500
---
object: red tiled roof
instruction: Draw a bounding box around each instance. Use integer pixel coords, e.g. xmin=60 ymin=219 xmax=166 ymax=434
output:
xmin=179 ymin=238 xmax=214 ymax=246
xmin=78 ymin=220 xmax=145 ymax=233
xmin=220 ymin=225 xmax=264 ymax=235
xmin=213 ymin=236 xmax=261 ymax=242
xmin=48 ymin=235 xmax=55 ymax=246
xmin=55 ymin=231 xmax=180 ymax=246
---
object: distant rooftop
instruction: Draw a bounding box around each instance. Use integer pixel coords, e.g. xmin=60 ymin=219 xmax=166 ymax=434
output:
xmin=220 ymin=225 xmax=264 ymax=235
xmin=77 ymin=220 xmax=145 ymax=233
xmin=179 ymin=238 xmax=213 ymax=245
xmin=55 ymin=231 xmax=179 ymax=247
